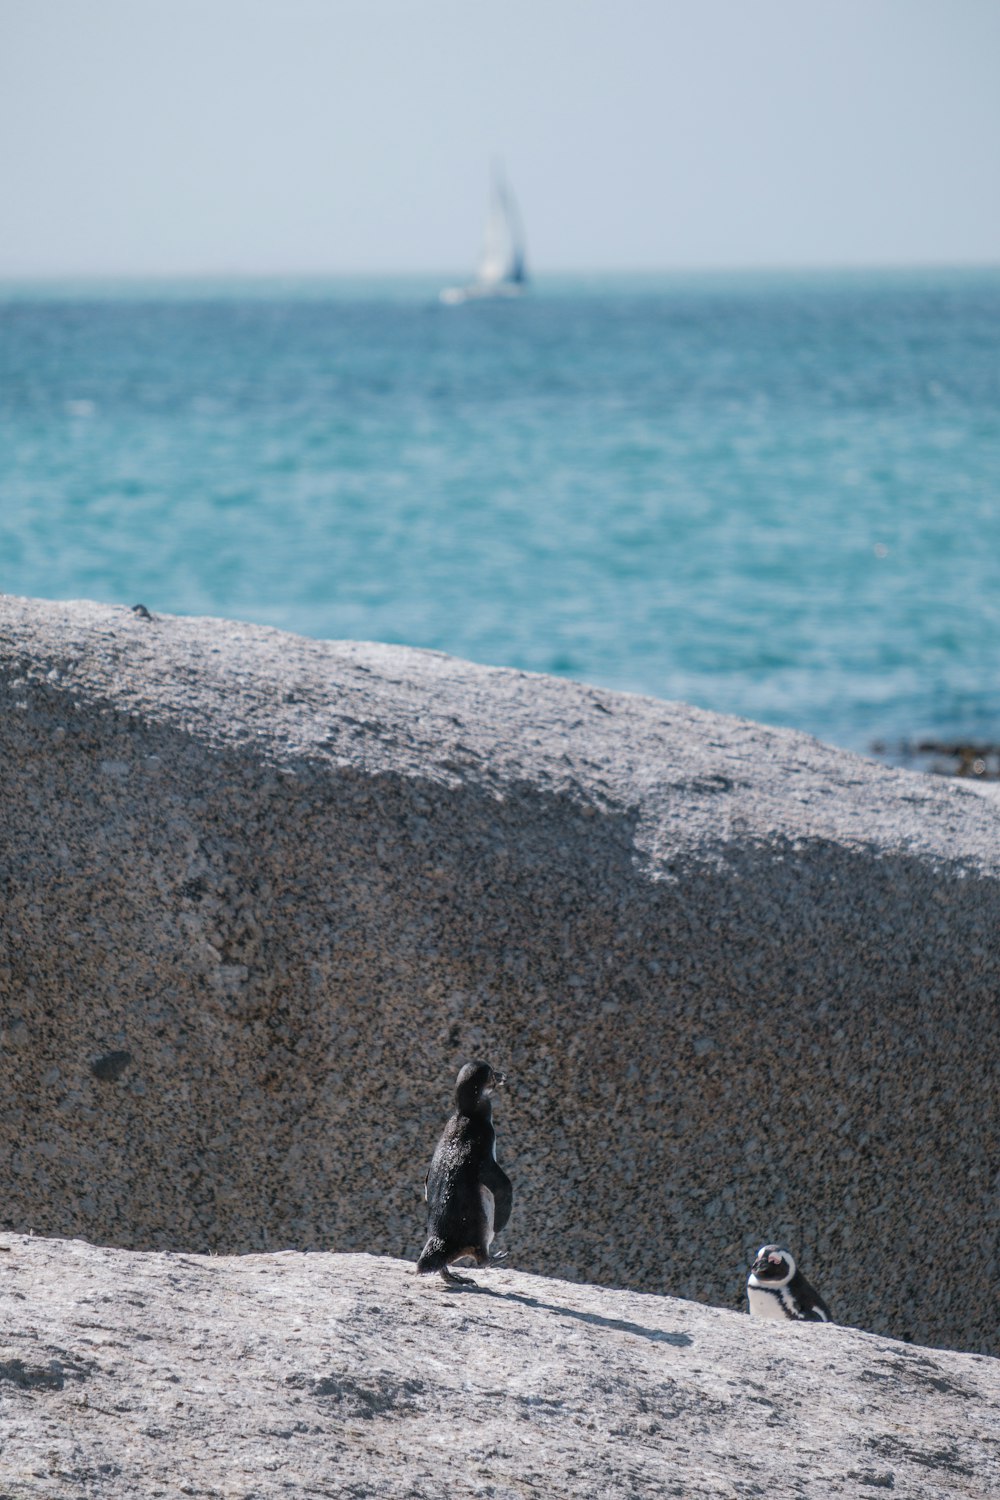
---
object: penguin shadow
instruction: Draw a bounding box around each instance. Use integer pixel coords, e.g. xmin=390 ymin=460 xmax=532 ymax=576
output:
xmin=485 ymin=1286 xmax=694 ymax=1349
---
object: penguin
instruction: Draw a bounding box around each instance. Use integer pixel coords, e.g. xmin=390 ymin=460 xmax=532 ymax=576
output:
xmin=416 ymin=1061 xmax=512 ymax=1287
xmin=747 ymin=1244 xmax=832 ymax=1323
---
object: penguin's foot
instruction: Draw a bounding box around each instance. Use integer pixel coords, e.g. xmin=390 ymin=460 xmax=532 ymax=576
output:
xmin=441 ymin=1268 xmax=478 ymax=1287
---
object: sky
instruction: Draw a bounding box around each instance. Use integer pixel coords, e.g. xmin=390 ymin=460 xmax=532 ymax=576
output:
xmin=2 ymin=0 xmax=999 ymax=278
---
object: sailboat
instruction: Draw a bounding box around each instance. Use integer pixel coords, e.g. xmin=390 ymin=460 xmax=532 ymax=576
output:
xmin=440 ymin=167 xmax=529 ymax=305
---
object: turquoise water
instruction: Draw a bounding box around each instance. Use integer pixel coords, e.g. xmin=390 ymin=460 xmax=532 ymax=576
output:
xmin=2 ymin=270 xmax=998 ymax=754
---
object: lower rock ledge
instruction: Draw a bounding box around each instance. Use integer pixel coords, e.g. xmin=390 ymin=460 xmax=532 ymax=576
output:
xmin=0 ymin=1234 xmax=997 ymax=1499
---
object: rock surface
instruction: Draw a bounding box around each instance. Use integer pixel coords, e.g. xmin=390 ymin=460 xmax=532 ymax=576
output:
xmin=0 ymin=1235 xmax=997 ymax=1499
xmin=1 ymin=595 xmax=999 ymax=1357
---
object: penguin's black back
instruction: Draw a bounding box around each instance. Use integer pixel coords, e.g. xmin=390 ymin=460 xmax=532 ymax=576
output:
xmin=424 ymin=1103 xmax=498 ymax=1249
xmin=418 ymin=1061 xmax=512 ymax=1276
xmin=790 ymin=1268 xmax=832 ymax=1322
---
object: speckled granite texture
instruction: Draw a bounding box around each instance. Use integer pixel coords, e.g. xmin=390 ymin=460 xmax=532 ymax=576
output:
xmin=1 ymin=595 xmax=998 ymax=1356
xmin=4 ymin=1236 xmax=999 ymax=1499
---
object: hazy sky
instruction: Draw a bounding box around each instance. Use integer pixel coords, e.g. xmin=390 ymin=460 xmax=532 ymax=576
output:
xmin=2 ymin=0 xmax=998 ymax=277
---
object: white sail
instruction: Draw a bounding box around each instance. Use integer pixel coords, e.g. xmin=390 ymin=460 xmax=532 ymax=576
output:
xmin=442 ymin=167 xmax=529 ymax=304
xmin=478 ymin=199 xmax=512 ymax=286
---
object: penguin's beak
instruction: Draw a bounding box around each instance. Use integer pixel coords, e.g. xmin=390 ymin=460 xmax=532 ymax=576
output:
xmin=491 ymin=1071 xmax=507 ymax=1090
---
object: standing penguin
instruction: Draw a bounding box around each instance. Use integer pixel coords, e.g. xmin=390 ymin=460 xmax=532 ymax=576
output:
xmin=747 ymin=1244 xmax=832 ymax=1323
xmin=416 ymin=1061 xmax=512 ymax=1286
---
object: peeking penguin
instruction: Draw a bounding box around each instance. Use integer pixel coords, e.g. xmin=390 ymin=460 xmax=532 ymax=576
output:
xmin=747 ymin=1244 xmax=832 ymax=1323
xmin=416 ymin=1061 xmax=512 ymax=1287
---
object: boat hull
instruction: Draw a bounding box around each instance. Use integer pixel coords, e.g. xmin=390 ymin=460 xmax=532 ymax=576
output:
xmin=440 ymin=281 xmax=527 ymax=306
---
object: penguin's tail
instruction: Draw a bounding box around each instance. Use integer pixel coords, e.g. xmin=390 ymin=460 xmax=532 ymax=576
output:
xmin=416 ymin=1237 xmax=449 ymax=1275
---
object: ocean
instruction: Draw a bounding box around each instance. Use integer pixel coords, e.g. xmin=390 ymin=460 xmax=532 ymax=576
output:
xmin=2 ymin=269 xmax=998 ymax=762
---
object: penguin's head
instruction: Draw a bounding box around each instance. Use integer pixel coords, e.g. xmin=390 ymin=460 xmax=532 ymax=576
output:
xmin=748 ymin=1244 xmax=796 ymax=1286
xmin=454 ymin=1060 xmax=505 ymax=1113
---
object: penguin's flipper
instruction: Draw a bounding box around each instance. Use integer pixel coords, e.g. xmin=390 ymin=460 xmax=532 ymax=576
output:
xmin=482 ymin=1160 xmax=513 ymax=1234
xmin=797 ymin=1274 xmax=832 ymax=1322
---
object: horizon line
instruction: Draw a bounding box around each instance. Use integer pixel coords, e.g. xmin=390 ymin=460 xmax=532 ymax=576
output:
xmin=1 ymin=259 xmax=999 ymax=286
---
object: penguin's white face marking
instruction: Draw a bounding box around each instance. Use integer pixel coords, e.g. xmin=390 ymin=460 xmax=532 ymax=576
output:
xmin=749 ymin=1245 xmax=795 ymax=1286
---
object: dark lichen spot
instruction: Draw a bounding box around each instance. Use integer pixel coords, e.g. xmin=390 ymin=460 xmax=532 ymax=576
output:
xmin=0 ymin=1358 xmax=66 ymax=1391
xmin=0 ymin=1354 xmax=93 ymax=1390
xmin=91 ymin=1050 xmax=133 ymax=1083
xmin=285 ymin=1371 xmax=424 ymax=1418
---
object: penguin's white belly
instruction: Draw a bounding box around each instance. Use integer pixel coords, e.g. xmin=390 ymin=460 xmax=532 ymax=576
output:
xmin=480 ymin=1185 xmax=495 ymax=1248
xmin=748 ymin=1284 xmax=788 ymax=1320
